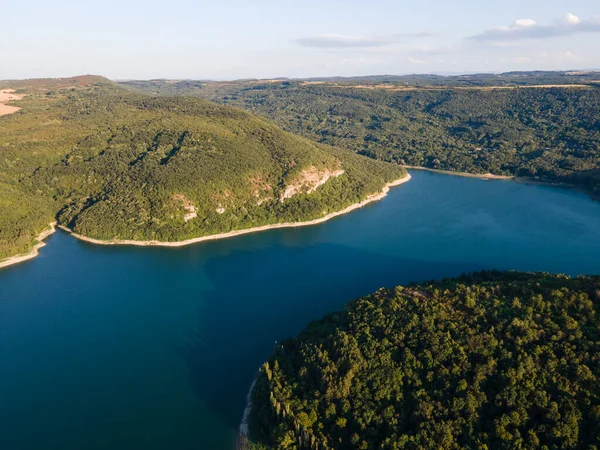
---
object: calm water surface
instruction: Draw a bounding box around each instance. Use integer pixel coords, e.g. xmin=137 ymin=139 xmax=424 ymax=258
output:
xmin=1 ymin=170 xmax=600 ymax=450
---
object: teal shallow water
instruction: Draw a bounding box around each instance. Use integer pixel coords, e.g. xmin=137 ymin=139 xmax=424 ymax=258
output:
xmin=1 ymin=170 xmax=600 ymax=450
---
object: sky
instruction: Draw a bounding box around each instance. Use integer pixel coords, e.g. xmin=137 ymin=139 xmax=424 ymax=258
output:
xmin=1 ymin=0 xmax=599 ymax=80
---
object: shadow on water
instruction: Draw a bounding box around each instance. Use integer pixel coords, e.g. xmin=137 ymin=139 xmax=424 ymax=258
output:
xmin=2 ymin=171 xmax=600 ymax=450
xmin=176 ymin=241 xmax=486 ymax=431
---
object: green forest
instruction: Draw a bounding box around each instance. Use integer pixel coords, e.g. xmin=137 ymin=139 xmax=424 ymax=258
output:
xmin=124 ymin=75 xmax=600 ymax=197
xmin=248 ymin=271 xmax=600 ymax=449
xmin=4 ymin=75 xmax=600 ymax=448
xmin=0 ymin=77 xmax=403 ymax=260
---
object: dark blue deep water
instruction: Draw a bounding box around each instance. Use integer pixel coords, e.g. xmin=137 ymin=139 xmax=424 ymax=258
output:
xmin=1 ymin=170 xmax=600 ymax=449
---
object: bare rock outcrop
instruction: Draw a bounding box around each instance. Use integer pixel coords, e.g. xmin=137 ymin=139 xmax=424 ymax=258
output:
xmin=280 ymin=167 xmax=344 ymax=202
xmin=173 ymin=194 xmax=197 ymax=222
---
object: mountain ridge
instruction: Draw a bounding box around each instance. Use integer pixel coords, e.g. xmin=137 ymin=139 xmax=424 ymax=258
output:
xmin=0 ymin=76 xmax=405 ymax=263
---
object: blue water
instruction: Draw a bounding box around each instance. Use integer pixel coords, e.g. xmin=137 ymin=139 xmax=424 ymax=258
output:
xmin=1 ymin=170 xmax=600 ymax=450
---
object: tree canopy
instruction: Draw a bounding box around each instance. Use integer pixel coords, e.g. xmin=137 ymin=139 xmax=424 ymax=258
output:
xmin=127 ymin=76 xmax=600 ymax=198
xmin=249 ymin=271 xmax=600 ymax=449
xmin=0 ymin=77 xmax=403 ymax=260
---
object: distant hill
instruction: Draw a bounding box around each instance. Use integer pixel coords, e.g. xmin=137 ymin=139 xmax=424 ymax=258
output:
xmin=0 ymin=77 xmax=404 ymax=261
xmin=1 ymin=74 xmax=112 ymax=89
xmin=297 ymin=70 xmax=600 ymax=86
xmin=120 ymin=70 xmax=600 ymax=89
xmin=119 ymin=72 xmax=600 ymax=197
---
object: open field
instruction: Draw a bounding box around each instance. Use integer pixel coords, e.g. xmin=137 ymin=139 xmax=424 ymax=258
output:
xmin=300 ymin=82 xmax=596 ymax=92
xmin=0 ymin=89 xmax=25 ymax=116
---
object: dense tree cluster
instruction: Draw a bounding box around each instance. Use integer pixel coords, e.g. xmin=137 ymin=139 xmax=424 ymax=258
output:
xmin=249 ymin=271 xmax=600 ymax=449
xmin=128 ymin=76 xmax=600 ymax=197
xmin=0 ymin=77 xmax=403 ymax=259
xmin=121 ymin=71 xmax=600 ymax=91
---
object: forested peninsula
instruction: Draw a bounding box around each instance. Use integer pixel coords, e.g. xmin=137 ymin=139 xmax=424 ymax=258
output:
xmin=0 ymin=76 xmax=405 ymax=265
xmin=123 ymin=71 xmax=600 ymax=198
xmin=247 ymin=271 xmax=600 ymax=449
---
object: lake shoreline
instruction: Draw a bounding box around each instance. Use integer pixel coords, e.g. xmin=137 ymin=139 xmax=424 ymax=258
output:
xmin=0 ymin=222 xmax=57 ymax=270
xmin=59 ymin=173 xmax=411 ymax=248
xmin=3 ymin=169 xmax=600 ymax=450
xmin=237 ymin=374 xmax=258 ymax=450
xmin=513 ymin=178 xmax=600 ymax=200
xmin=401 ymin=165 xmax=514 ymax=180
xmin=402 ymin=166 xmax=598 ymax=200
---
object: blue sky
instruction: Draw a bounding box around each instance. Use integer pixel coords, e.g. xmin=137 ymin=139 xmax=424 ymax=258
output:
xmin=2 ymin=0 xmax=599 ymax=79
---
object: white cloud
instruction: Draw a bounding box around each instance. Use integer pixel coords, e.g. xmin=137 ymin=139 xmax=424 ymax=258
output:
xmin=406 ymin=44 xmax=455 ymax=55
xmin=298 ymin=34 xmax=392 ymax=48
xmin=562 ymin=13 xmax=581 ymax=25
xmin=469 ymin=13 xmax=600 ymax=41
xmin=553 ymin=50 xmax=581 ymax=62
xmin=514 ymin=19 xmax=537 ymax=28
xmin=408 ymin=57 xmax=425 ymax=64
xmin=297 ymin=32 xmax=431 ymax=49
xmin=340 ymin=57 xmax=383 ymax=67
xmin=488 ymin=41 xmax=530 ymax=48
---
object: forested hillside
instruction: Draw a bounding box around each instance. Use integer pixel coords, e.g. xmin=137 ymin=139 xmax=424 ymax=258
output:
xmin=0 ymin=77 xmax=404 ymax=260
xmin=123 ymin=76 xmax=600 ymax=197
xmin=248 ymin=271 xmax=600 ymax=449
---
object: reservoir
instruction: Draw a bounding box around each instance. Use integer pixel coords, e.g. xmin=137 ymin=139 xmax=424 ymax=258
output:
xmin=1 ymin=170 xmax=600 ymax=450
